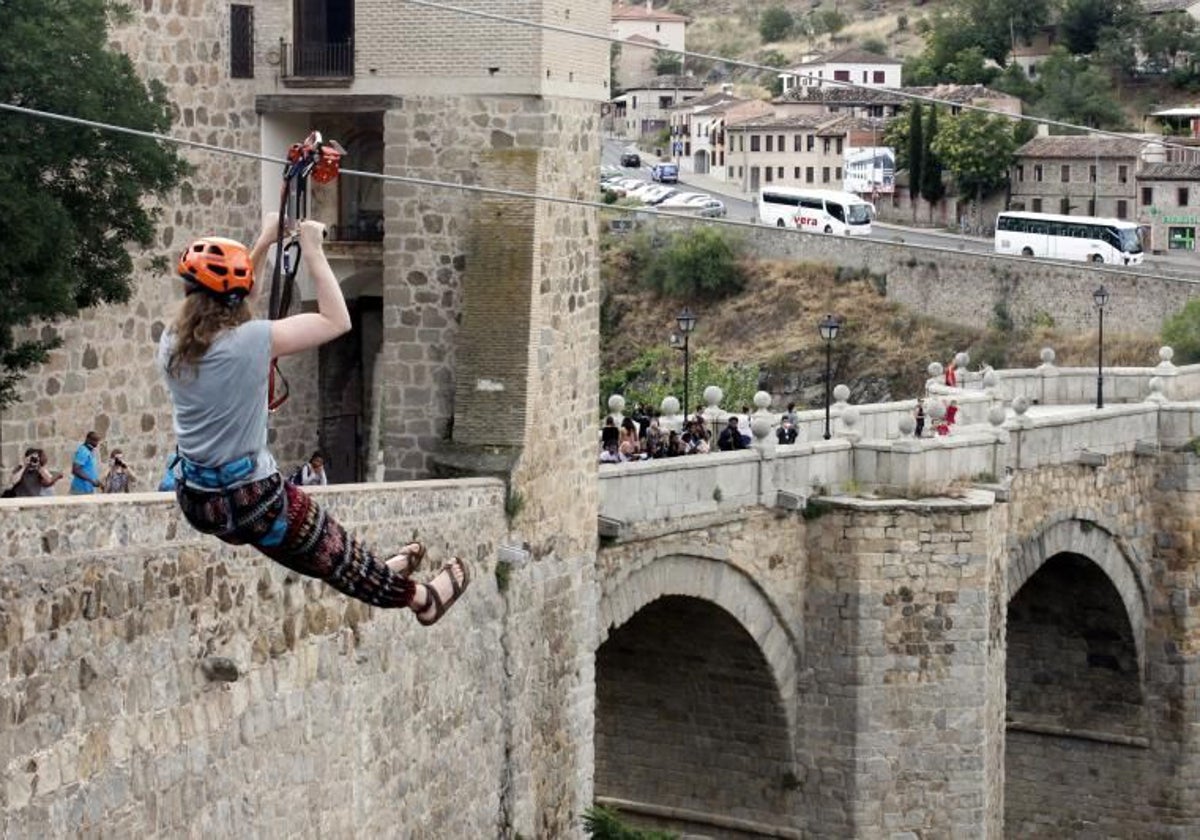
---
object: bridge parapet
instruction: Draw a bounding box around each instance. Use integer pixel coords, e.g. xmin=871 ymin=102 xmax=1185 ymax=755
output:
xmin=973 ymin=362 xmax=1200 ymax=406
xmin=600 ymin=402 xmax=1200 ymax=530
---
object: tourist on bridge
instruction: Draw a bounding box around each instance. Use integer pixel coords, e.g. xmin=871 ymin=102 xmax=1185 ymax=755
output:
xmin=159 ymin=215 xmax=468 ymax=623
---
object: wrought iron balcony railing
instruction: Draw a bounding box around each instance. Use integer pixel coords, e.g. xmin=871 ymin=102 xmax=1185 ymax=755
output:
xmin=280 ymin=38 xmax=354 ymax=79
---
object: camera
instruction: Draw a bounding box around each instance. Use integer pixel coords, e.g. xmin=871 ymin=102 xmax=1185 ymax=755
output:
xmin=27 ymin=454 xmax=40 ymax=467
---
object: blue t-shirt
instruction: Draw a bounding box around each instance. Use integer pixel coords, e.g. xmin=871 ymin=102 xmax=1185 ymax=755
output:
xmin=70 ymin=443 xmax=99 ymax=494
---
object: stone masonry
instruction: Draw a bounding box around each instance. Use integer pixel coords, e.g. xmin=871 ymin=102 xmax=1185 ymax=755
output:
xmin=1 ymin=483 xmax=510 ymax=838
xmin=639 ymin=213 xmax=1200 ymax=334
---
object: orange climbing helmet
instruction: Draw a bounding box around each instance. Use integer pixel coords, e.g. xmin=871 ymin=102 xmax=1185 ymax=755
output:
xmin=177 ymin=236 xmax=254 ymax=302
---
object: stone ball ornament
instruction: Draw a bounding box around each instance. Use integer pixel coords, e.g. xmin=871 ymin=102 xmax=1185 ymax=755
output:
xmin=1012 ymin=395 xmax=1030 ymax=416
xmin=898 ymin=413 xmax=915 ymax=436
xmin=988 ymin=405 xmax=1007 ymax=427
xmin=833 ymin=384 xmax=851 ymax=403
xmin=753 ymin=390 xmax=772 ymax=411
xmin=703 ymin=385 xmax=723 ymax=408
xmin=751 ymin=415 xmax=773 ymax=440
xmin=608 ymin=394 xmax=625 ymax=414
xmin=660 ymin=395 xmax=680 ymax=416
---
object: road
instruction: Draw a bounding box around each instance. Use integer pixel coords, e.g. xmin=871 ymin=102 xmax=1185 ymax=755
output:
xmin=601 ymin=139 xmax=1199 ymax=280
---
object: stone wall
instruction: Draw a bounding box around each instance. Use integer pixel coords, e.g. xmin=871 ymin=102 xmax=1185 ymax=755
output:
xmin=639 ymin=214 xmax=1200 ymax=333
xmin=0 ymin=481 xmax=515 ymax=837
xmin=799 ymin=494 xmax=1007 ymax=838
xmin=0 ymin=0 xmax=323 ymax=482
xmin=1002 ymin=455 xmax=1200 ymax=833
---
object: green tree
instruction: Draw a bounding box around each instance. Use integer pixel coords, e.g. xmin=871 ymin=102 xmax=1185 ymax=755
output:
xmin=759 ymin=49 xmax=789 ymax=96
xmin=583 ymin=805 xmax=678 ymax=840
xmin=1140 ymin=11 xmax=1200 ymax=72
xmin=1059 ymin=0 xmax=1138 ymax=55
xmin=0 ymin=0 xmax=187 ymax=408
xmin=653 ymin=49 xmax=682 ymax=76
xmin=860 ymin=38 xmax=888 ymax=55
xmin=930 ymin=110 xmax=1018 ymax=205
xmin=919 ymin=106 xmax=946 ymax=221
xmin=643 ymin=227 xmax=748 ymax=299
xmin=960 ymin=0 xmax=1055 ymax=64
xmin=599 ymin=346 xmax=760 ymax=418
xmin=814 ymin=9 xmax=848 ymax=38
xmin=1034 ymin=49 xmax=1128 ymax=128
xmin=907 ymin=102 xmax=924 ymax=214
xmin=759 ymin=6 xmax=795 ymax=43
xmin=943 ymin=47 xmax=999 ymax=85
xmin=1162 ymin=299 xmax=1200 ymax=364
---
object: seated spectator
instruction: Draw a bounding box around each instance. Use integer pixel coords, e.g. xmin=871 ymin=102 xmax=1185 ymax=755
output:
xmin=619 ymin=417 xmax=640 ymax=458
xmin=599 ymin=441 xmax=623 ymax=463
xmin=738 ymin=405 xmax=752 ymax=445
xmin=665 ymin=430 xmax=684 ymax=457
xmin=644 ymin=418 xmax=663 ymax=455
xmin=718 ymin=416 xmax=748 ymax=451
xmin=601 ymin=416 xmax=619 ymax=449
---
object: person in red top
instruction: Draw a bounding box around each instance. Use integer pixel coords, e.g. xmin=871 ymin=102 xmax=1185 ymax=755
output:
xmin=944 ymin=359 xmax=957 ymax=388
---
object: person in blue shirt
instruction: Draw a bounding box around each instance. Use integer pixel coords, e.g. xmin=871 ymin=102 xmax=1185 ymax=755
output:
xmin=69 ymin=431 xmax=103 ymax=494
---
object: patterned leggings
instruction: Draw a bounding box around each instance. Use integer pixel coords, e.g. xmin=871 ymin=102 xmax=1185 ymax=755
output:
xmin=176 ymin=473 xmax=415 ymax=608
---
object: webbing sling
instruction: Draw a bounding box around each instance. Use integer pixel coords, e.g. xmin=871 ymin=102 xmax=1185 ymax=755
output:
xmin=266 ymin=131 xmax=346 ymax=411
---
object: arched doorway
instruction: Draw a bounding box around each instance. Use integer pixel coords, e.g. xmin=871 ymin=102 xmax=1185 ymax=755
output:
xmin=595 ymin=595 xmax=797 ymax=835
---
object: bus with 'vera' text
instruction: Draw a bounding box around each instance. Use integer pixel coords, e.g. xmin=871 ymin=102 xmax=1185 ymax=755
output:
xmin=994 ymin=211 xmax=1144 ymax=265
xmin=758 ymin=187 xmax=873 ymax=236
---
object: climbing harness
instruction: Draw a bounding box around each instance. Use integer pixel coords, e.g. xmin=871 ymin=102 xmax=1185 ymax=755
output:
xmin=267 ymin=131 xmax=346 ymax=411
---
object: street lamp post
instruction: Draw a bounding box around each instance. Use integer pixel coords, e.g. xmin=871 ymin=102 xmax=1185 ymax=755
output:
xmin=675 ymin=307 xmax=698 ymax=418
xmin=819 ymin=314 xmax=840 ymax=440
xmin=1093 ymin=285 xmax=1109 ymax=409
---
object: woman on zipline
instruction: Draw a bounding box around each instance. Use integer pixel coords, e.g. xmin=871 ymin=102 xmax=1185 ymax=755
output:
xmin=159 ymin=214 xmax=468 ymax=622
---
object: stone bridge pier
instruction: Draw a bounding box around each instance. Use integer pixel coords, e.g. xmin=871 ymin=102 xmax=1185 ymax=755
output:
xmin=593 ymin=449 xmax=1200 ymax=838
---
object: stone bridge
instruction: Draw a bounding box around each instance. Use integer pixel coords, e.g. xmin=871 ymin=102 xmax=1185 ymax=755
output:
xmin=590 ymin=355 xmax=1200 ymax=837
xmin=5 ymin=355 xmax=1200 ymax=838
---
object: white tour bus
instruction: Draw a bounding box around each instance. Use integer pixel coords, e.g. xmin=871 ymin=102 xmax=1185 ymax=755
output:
xmin=994 ymin=211 xmax=1144 ymax=265
xmin=758 ymin=187 xmax=873 ymax=236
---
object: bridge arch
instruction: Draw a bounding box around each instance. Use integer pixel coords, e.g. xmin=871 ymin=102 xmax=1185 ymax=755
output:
xmin=1010 ymin=512 xmax=1149 ymax=671
xmin=595 ymin=554 xmax=801 ymax=833
xmin=1005 ymin=512 xmax=1153 ymax=834
xmin=597 ymin=553 xmax=801 ymax=731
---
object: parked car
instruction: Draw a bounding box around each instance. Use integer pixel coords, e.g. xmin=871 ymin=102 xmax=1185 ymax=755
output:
xmin=644 ymin=189 xmax=681 ymax=206
xmin=693 ymin=199 xmax=727 ymax=218
xmin=657 ymin=192 xmax=707 ymax=207
xmin=620 ymin=152 xmax=641 ymax=167
xmin=651 ymin=162 xmax=679 ymax=183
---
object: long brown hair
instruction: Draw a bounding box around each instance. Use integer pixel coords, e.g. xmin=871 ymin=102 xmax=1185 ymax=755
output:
xmin=166 ymin=293 xmax=252 ymax=378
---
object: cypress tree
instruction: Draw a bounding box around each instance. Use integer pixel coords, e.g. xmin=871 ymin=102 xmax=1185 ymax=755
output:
xmin=920 ymin=105 xmax=946 ymax=222
xmin=907 ymin=103 xmax=923 ymax=216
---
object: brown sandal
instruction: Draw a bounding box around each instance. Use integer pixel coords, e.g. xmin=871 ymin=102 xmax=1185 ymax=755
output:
xmin=415 ymin=558 xmax=471 ymax=626
xmin=385 ymin=542 xmax=426 ymax=577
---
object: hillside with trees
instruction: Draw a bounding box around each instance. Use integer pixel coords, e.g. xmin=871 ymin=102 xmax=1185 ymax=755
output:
xmin=664 ymin=0 xmax=1200 ymax=129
